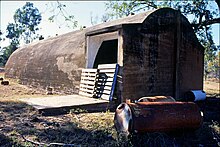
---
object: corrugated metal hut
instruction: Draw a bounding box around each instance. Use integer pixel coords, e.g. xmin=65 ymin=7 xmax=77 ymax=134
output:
xmin=5 ymin=8 xmax=204 ymax=102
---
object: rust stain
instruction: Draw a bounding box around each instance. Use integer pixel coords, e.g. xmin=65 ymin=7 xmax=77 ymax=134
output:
xmin=114 ymin=100 xmax=202 ymax=134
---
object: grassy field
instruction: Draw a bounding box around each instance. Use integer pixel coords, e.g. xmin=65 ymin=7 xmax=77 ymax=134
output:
xmin=0 ymin=72 xmax=219 ymax=146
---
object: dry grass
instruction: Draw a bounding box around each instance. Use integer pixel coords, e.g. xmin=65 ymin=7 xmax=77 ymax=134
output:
xmin=0 ymin=101 xmax=118 ymax=146
xmin=0 ymin=72 xmax=219 ymax=146
xmin=204 ymin=78 xmax=219 ymax=98
xmin=0 ymin=72 xmax=62 ymax=102
xmin=0 ymin=72 xmax=119 ymax=146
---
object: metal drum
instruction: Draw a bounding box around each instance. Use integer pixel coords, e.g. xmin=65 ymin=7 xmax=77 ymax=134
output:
xmin=114 ymin=101 xmax=202 ymax=134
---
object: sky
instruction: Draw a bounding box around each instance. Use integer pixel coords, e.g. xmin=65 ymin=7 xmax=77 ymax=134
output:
xmin=0 ymin=1 xmax=219 ymax=48
xmin=0 ymin=1 xmax=107 ymax=47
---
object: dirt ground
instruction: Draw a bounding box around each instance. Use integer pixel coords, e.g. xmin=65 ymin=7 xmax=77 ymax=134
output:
xmin=0 ymin=72 xmax=219 ymax=146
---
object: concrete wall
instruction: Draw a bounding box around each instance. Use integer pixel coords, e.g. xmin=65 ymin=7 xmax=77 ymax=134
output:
xmin=121 ymin=9 xmax=204 ymax=101
xmin=5 ymin=30 xmax=86 ymax=94
xmin=4 ymin=8 xmax=155 ymax=95
xmin=5 ymin=8 xmax=203 ymax=99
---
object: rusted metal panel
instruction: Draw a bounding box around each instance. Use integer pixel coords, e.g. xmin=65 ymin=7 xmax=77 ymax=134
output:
xmin=114 ymin=101 xmax=202 ymax=134
xmin=138 ymin=96 xmax=176 ymax=102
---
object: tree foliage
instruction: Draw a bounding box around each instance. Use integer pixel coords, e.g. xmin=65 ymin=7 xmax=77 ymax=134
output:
xmin=105 ymin=0 xmax=220 ymax=79
xmin=105 ymin=0 xmax=220 ymax=58
xmin=11 ymin=2 xmax=42 ymax=44
xmin=204 ymin=51 xmax=220 ymax=79
xmin=0 ymin=2 xmax=42 ymax=66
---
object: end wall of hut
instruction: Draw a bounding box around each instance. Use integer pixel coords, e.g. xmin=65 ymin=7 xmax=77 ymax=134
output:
xmin=121 ymin=8 xmax=204 ymax=101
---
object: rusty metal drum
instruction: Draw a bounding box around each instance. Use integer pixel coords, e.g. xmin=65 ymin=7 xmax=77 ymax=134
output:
xmin=114 ymin=101 xmax=202 ymax=134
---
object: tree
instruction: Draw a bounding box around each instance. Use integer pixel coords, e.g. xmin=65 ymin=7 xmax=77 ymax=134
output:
xmin=204 ymin=51 xmax=220 ymax=80
xmin=11 ymin=2 xmax=42 ymax=44
xmin=0 ymin=2 xmax=42 ymax=66
xmin=105 ymin=0 xmax=220 ymax=62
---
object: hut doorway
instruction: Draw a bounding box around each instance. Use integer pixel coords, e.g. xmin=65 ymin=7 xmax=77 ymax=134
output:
xmin=93 ymin=39 xmax=118 ymax=68
xmin=86 ymin=31 xmax=118 ymax=68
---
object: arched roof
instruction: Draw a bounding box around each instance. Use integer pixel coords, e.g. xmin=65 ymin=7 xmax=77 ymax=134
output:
xmin=5 ymin=8 xmax=203 ymax=94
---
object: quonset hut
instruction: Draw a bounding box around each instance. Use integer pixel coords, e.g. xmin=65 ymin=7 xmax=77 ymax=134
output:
xmin=5 ymin=8 xmax=204 ymax=102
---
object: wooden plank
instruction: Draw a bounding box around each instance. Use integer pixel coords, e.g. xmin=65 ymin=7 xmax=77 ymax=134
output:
xmin=96 ymin=81 xmax=113 ymax=86
xmin=81 ymin=79 xmax=96 ymax=82
xmin=96 ymin=89 xmax=111 ymax=95
xmin=98 ymin=69 xmax=116 ymax=73
xmin=80 ymin=84 xmax=95 ymax=88
xmin=96 ymin=78 xmax=114 ymax=82
xmin=98 ymin=73 xmax=115 ymax=78
xmin=80 ymin=80 xmax=96 ymax=85
xmin=96 ymin=89 xmax=111 ymax=94
xmin=81 ymin=73 xmax=97 ymax=76
xmin=81 ymin=77 xmax=97 ymax=81
xmin=81 ymin=68 xmax=98 ymax=72
xmin=81 ymin=72 xmax=97 ymax=76
xmin=80 ymin=84 xmax=96 ymax=89
xmin=98 ymin=64 xmax=117 ymax=69
xmin=80 ymin=88 xmax=94 ymax=93
xmin=96 ymin=86 xmax=112 ymax=90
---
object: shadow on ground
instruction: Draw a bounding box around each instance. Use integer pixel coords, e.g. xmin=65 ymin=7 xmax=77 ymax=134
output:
xmin=0 ymin=97 xmax=219 ymax=147
xmin=0 ymin=101 xmax=118 ymax=147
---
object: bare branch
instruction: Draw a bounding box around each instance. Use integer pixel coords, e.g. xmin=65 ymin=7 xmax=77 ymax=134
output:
xmin=215 ymin=0 xmax=220 ymax=10
xmin=192 ymin=18 xmax=220 ymax=30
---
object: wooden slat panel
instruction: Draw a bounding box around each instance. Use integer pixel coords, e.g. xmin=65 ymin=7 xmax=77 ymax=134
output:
xmin=79 ymin=68 xmax=98 ymax=97
xmin=79 ymin=64 xmax=119 ymax=101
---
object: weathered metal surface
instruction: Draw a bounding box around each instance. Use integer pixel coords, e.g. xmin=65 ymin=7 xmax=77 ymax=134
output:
xmin=114 ymin=103 xmax=132 ymax=135
xmin=114 ymin=101 xmax=202 ymax=134
xmin=138 ymin=96 xmax=176 ymax=102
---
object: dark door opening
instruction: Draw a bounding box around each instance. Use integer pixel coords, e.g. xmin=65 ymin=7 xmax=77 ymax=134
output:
xmin=93 ymin=39 xmax=118 ymax=68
